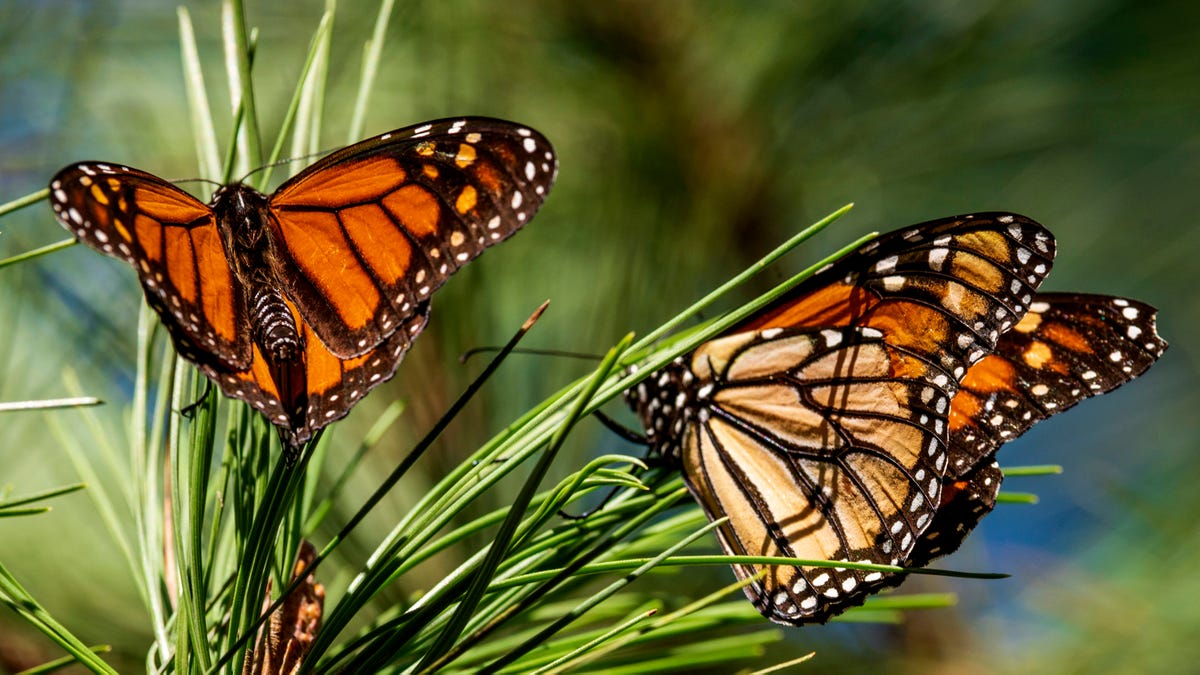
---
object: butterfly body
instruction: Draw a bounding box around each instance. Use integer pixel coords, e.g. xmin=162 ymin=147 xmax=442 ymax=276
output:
xmin=51 ymin=117 xmax=557 ymax=446
xmin=204 ymin=183 xmax=300 ymax=364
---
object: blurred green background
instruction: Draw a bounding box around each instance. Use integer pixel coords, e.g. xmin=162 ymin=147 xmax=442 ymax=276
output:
xmin=1 ymin=1 xmax=1197 ymax=672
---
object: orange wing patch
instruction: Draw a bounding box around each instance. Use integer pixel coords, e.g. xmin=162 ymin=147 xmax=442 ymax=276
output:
xmin=272 ymin=208 xmax=382 ymax=334
xmin=382 ymin=184 xmax=441 ymax=238
xmin=271 ymin=157 xmax=408 ymax=207
xmin=340 ymin=204 xmax=415 ymax=287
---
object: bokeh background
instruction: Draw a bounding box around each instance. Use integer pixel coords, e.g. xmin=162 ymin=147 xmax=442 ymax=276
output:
xmin=1 ymin=1 xmax=1197 ymax=672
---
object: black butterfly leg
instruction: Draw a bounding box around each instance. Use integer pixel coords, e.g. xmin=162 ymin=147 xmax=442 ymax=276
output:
xmin=180 ymin=379 xmax=214 ymax=418
xmin=558 ymin=410 xmax=652 ymax=521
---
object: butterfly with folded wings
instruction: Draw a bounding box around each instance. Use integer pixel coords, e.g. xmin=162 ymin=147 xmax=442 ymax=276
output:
xmin=626 ymin=213 xmax=1166 ymax=624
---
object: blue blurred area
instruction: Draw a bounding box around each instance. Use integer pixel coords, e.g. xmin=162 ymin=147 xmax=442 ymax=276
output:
xmin=1 ymin=1 xmax=1197 ymax=671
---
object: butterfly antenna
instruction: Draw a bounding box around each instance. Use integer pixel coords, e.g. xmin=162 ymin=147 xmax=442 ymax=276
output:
xmin=172 ymin=176 xmax=224 ymax=191
xmin=237 ymin=144 xmax=338 ymax=186
xmin=592 ymin=409 xmax=648 ymax=445
xmin=458 ymin=346 xmax=604 ymax=364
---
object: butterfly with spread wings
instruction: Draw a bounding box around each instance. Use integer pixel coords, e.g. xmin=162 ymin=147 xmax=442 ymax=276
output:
xmin=626 ymin=213 xmax=1166 ymax=624
xmin=49 ymin=117 xmax=557 ymax=448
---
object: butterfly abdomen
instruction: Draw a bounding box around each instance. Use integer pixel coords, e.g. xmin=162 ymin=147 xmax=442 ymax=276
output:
xmin=250 ymin=286 xmax=301 ymax=362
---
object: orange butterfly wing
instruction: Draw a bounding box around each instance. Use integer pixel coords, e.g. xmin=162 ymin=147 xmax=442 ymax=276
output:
xmin=50 ymin=164 xmax=252 ymax=370
xmin=267 ymin=118 xmax=556 ymax=358
xmin=949 ymin=292 xmax=1167 ymax=476
xmin=738 ymin=213 xmax=1056 ymax=382
xmin=906 ymin=292 xmax=1167 ymax=566
xmin=170 ymin=297 xmax=429 ymax=446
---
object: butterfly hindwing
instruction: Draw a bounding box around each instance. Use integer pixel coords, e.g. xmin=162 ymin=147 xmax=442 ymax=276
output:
xmin=671 ymin=326 xmax=953 ymax=623
xmin=175 ymin=297 xmax=430 ymax=445
xmin=907 ymin=459 xmax=1003 ymax=569
xmin=50 ymin=163 xmax=252 ymax=370
xmin=268 ymin=117 xmax=557 ymax=359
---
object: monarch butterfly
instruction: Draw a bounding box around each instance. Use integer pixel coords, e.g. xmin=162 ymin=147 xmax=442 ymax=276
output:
xmin=626 ymin=213 xmax=1166 ymax=624
xmin=49 ymin=117 xmax=556 ymax=448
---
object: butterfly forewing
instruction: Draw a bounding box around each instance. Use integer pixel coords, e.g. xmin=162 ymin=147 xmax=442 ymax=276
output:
xmin=268 ymin=118 xmax=557 ymax=359
xmin=49 ymin=164 xmax=252 ymax=370
xmin=893 ymin=292 xmax=1169 ymax=567
xmin=740 ymin=213 xmax=1057 ymax=383
xmin=948 ymin=292 xmax=1168 ymax=478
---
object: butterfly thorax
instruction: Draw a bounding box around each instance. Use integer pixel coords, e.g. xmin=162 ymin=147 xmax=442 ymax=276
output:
xmin=212 ymin=184 xmax=301 ymax=363
xmin=624 ymin=357 xmax=704 ymax=464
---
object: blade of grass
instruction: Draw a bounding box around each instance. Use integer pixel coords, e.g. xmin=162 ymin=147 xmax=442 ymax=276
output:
xmin=0 ymin=397 xmax=100 ymax=412
xmin=530 ymin=608 xmax=659 ymax=675
xmin=1002 ymin=464 xmax=1063 ymax=477
xmin=286 ymin=1 xmax=335 ymax=174
xmin=223 ymin=0 xmax=262 ymax=171
xmin=175 ymin=368 xmax=221 ymax=671
xmin=0 ymin=483 xmax=85 ymax=510
xmin=132 ymin=304 xmax=173 ymax=660
xmin=0 ymin=561 xmax=120 ymax=674
xmin=858 ymin=592 xmax=958 ymax=610
xmin=347 ymin=0 xmax=396 ymax=142
xmin=749 ymin=653 xmax=817 ymax=675
xmin=0 ymin=239 xmax=75 ymax=270
xmin=251 ymin=8 xmax=334 ymax=186
xmin=178 ymin=7 xmax=222 ymax=185
xmin=0 ymin=507 xmax=50 ymax=518
xmin=16 ymin=645 xmax=114 ymax=675
xmin=997 ymin=491 xmax=1039 ymax=505
xmin=0 ymin=188 xmax=48 ymax=218
xmin=415 ymin=333 xmax=634 ymax=673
